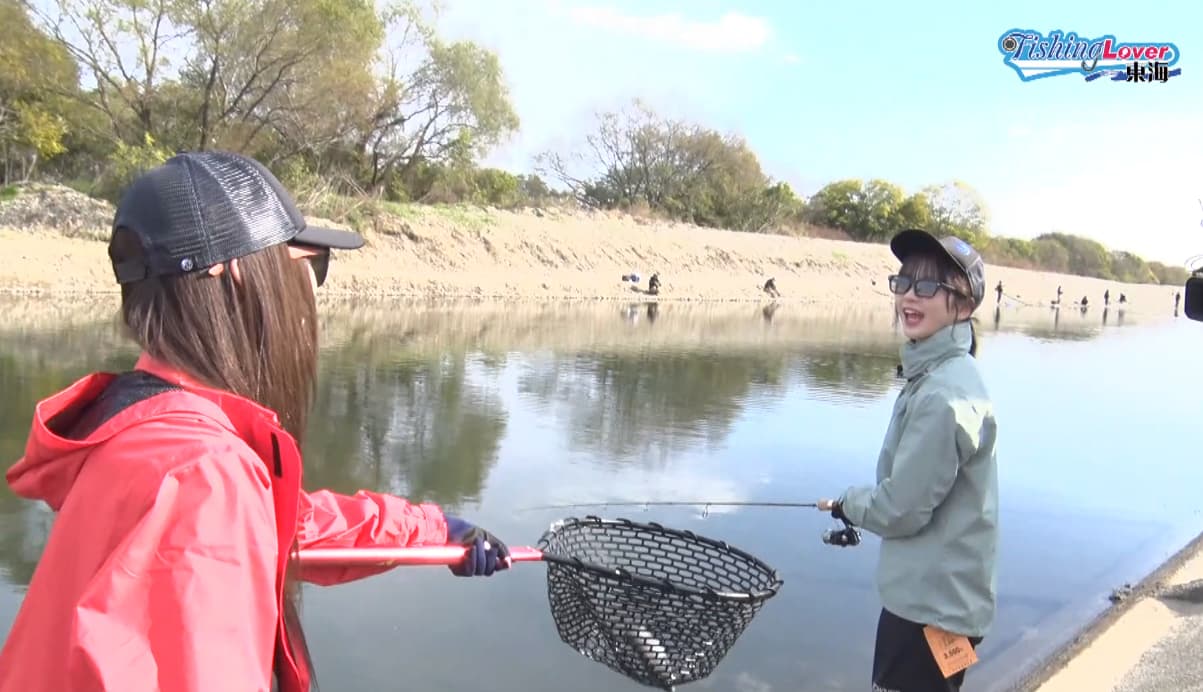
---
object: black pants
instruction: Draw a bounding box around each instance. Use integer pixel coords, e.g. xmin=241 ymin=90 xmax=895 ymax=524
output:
xmin=871 ymin=609 xmax=983 ymax=692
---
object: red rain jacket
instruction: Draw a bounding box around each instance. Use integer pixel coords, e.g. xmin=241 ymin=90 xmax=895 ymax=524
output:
xmin=0 ymin=354 xmax=450 ymax=692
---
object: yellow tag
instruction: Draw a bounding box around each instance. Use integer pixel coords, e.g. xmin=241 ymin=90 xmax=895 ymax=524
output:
xmin=922 ymin=625 xmax=978 ymax=678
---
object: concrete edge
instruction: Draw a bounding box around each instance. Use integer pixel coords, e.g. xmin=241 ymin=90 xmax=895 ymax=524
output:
xmin=1007 ymin=529 xmax=1203 ymax=692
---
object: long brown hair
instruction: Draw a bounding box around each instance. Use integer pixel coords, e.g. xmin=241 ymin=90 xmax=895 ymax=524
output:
xmin=899 ymin=250 xmax=979 ymax=357
xmin=109 ymin=227 xmax=319 ymax=688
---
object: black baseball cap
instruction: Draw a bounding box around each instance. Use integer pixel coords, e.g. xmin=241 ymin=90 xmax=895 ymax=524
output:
xmin=111 ymin=150 xmax=364 ymax=284
xmin=890 ymin=228 xmax=986 ymax=308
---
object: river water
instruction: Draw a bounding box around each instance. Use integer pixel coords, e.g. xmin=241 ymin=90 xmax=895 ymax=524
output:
xmin=0 ymin=296 xmax=1196 ymax=691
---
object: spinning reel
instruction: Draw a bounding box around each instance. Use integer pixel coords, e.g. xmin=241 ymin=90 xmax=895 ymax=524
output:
xmin=821 ymin=516 xmax=861 ymax=547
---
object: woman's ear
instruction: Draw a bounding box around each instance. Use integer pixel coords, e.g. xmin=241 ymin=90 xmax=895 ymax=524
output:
xmin=205 ymin=259 xmax=243 ymax=284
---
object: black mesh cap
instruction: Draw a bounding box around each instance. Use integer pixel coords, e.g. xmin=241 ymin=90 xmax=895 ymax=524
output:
xmin=111 ymin=150 xmax=364 ymax=284
xmin=890 ymin=228 xmax=987 ymax=308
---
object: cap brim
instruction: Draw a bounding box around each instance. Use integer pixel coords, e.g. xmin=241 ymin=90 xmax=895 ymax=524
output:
xmin=890 ymin=228 xmax=947 ymax=263
xmin=292 ymin=224 xmax=365 ymax=250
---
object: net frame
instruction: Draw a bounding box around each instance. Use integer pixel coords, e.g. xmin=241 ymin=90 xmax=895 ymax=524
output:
xmin=535 ymin=516 xmax=783 ymax=690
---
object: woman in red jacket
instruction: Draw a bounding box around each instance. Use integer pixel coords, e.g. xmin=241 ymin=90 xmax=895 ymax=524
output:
xmin=0 ymin=151 xmax=512 ymax=692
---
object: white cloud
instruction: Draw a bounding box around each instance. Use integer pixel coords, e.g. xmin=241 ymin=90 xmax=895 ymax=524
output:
xmin=985 ymin=116 xmax=1203 ymax=266
xmin=563 ymin=6 xmax=774 ymax=54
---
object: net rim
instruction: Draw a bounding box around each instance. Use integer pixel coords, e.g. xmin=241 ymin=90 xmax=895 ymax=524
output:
xmin=536 ymin=515 xmax=784 ymax=603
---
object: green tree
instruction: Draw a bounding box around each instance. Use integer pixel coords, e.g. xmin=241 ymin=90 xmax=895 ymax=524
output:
xmin=855 ymin=179 xmax=906 ymax=241
xmin=358 ymin=2 xmax=520 ymax=190
xmin=801 ymin=178 xmax=905 ymax=241
xmin=516 ymin=173 xmax=556 ymax=205
xmin=24 ymin=0 xmax=186 ymax=143
xmin=1148 ymin=261 xmax=1188 ymax=286
xmin=1109 ymin=250 xmax=1153 ymax=283
xmin=1040 ymin=232 xmax=1113 ymax=278
xmin=471 ymin=168 xmax=521 ymax=207
xmin=922 ymin=180 xmax=989 ymax=245
xmin=536 ymin=100 xmax=798 ymax=232
xmin=176 ymin=0 xmax=385 ymax=155
xmin=802 ymin=179 xmax=863 ymax=234
xmin=0 ymin=0 xmax=77 ymax=181
xmin=895 ymin=192 xmax=933 ymax=231
xmin=981 ymin=236 xmax=1036 ymax=269
xmin=1030 ymin=236 xmax=1070 ymax=273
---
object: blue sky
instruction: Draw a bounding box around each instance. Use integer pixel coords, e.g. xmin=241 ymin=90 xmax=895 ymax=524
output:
xmin=434 ymin=0 xmax=1203 ymax=266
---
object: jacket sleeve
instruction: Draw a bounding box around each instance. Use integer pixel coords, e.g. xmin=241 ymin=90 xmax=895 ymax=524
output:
xmin=67 ymin=447 xmax=279 ymax=692
xmin=295 ymin=488 xmax=449 ymax=586
xmin=839 ymin=390 xmax=974 ymax=539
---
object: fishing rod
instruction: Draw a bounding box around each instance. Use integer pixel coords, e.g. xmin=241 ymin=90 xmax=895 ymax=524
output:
xmin=521 ymin=500 xmax=819 ymax=511
xmin=518 ymin=499 xmax=862 ymax=547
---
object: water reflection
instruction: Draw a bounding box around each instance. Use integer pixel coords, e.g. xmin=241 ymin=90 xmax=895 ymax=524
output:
xmin=306 ymin=354 xmax=508 ymax=504
xmin=0 ymin=298 xmax=1133 ymax=589
xmin=517 ymin=351 xmax=795 ymax=464
xmin=762 ymin=302 xmax=780 ymax=323
xmin=0 ymin=296 xmax=1185 ymax=692
xmin=0 ymin=336 xmax=140 ymax=586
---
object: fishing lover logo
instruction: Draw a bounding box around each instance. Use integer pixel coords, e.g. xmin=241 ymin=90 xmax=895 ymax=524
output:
xmin=998 ymin=30 xmax=1181 ymax=82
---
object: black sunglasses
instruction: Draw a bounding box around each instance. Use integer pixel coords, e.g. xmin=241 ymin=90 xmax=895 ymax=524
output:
xmin=301 ymin=251 xmax=330 ymax=287
xmin=888 ymin=274 xmax=964 ymax=299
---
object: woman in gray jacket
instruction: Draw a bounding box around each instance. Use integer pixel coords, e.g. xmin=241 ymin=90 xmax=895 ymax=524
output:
xmin=819 ymin=228 xmax=999 ymax=692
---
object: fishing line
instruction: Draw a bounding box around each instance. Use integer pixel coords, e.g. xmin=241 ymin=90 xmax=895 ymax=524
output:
xmin=519 ymin=500 xmax=819 ymax=512
xmin=516 ymin=499 xmax=862 ymax=548
xmin=999 ymin=291 xmax=1039 ymax=308
xmin=519 ymin=500 xmax=820 ymax=519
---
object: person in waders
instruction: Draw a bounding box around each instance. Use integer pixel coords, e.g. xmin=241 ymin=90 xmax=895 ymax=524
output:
xmin=817 ymin=228 xmax=999 ymax=692
xmin=0 ymin=151 xmax=513 ymax=692
xmin=764 ymin=277 xmax=781 ymax=298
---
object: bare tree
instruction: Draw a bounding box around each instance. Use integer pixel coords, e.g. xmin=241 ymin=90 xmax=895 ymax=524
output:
xmin=22 ymin=0 xmax=187 ymax=141
xmin=355 ymin=1 xmax=519 ymax=188
xmin=536 ymin=99 xmax=801 ymax=232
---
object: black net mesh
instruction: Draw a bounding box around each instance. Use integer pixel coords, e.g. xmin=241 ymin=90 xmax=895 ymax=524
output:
xmin=536 ymin=516 xmax=783 ymax=690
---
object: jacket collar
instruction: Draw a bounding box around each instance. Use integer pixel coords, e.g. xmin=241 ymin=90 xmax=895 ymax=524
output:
xmin=900 ymin=321 xmax=972 ymax=380
xmin=134 ymin=352 xmax=285 ymax=429
xmin=134 ymin=352 xmax=205 ymax=389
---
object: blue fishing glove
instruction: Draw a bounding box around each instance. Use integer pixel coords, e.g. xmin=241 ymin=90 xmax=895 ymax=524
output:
xmin=444 ymin=515 xmax=512 ymax=577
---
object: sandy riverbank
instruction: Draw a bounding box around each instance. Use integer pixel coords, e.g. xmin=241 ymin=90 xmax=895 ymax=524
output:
xmin=0 ymin=200 xmax=1184 ymax=314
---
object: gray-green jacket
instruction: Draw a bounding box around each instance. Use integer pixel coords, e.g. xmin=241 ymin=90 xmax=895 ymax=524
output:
xmin=839 ymin=321 xmax=999 ymax=637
